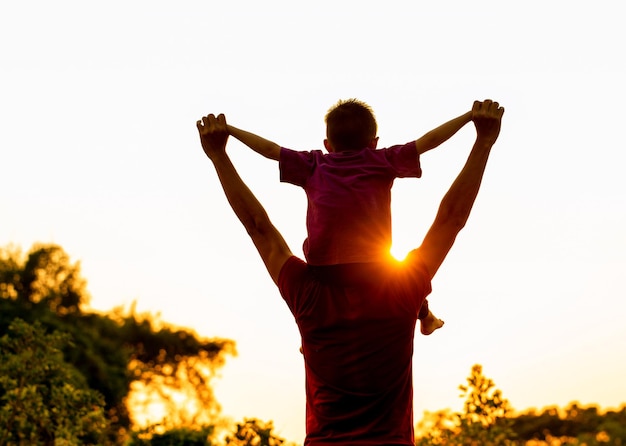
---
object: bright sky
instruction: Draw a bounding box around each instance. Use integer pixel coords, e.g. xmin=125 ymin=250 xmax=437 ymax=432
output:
xmin=2 ymin=0 xmax=625 ymax=442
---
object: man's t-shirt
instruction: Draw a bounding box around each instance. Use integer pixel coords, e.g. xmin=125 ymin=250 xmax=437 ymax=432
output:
xmin=280 ymin=143 xmax=422 ymax=265
xmin=278 ymin=254 xmax=432 ymax=446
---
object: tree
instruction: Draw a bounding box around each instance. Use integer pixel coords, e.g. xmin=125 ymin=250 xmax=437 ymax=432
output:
xmin=126 ymin=418 xmax=294 ymax=446
xmin=511 ymin=403 xmax=626 ymax=444
xmin=121 ymin=307 xmax=236 ymax=431
xmin=128 ymin=425 xmax=215 ymax=446
xmin=0 ymin=243 xmax=85 ymax=316
xmin=415 ymin=364 xmax=516 ymax=445
xmin=0 ymin=243 xmax=236 ymax=443
xmin=0 ymin=319 xmax=108 ymax=445
xmin=414 ymin=409 xmax=459 ymax=446
xmin=225 ymin=419 xmax=288 ymax=446
xmin=455 ymin=364 xmax=515 ymax=444
xmin=415 ymin=365 xmax=626 ymax=445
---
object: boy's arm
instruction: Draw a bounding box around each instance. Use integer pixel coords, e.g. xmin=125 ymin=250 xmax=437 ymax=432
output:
xmin=198 ymin=114 xmax=292 ymax=285
xmin=415 ymin=110 xmax=473 ymax=155
xmin=228 ymin=124 xmax=281 ymax=161
xmin=414 ymin=100 xmax=504 ymax=279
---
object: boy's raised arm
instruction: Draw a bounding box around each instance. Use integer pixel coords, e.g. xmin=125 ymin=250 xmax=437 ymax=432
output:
xmin=228 ymin=124 xmax=281 ymax=161
xmin=414 ymin=110 xmax=473 ymax=155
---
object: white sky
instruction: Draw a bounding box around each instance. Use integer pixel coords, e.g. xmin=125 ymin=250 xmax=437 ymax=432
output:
xmin=2 ymin=0 xmax=625 ymax=442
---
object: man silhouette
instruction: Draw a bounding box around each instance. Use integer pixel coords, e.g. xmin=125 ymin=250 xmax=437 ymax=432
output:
xmin=197 ymin=99 xmax=504 ymax=446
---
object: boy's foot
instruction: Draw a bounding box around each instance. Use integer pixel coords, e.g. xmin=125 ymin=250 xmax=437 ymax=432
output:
xmin=420 ymin=311 xmax=444 ymax=335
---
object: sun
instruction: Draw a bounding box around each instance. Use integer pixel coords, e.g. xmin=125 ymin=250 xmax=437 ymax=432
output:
xmin=389 ymin=245 xmax=409 ymax=262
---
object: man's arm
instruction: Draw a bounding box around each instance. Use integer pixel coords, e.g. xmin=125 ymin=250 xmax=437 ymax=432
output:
xmin=415 ymin=110 xmax=473 ymax=155
xmin=197 ymin=114 xmax=292 ymax=284
xmin=415 ymin=100 xmax=504 ymax=279
xmin=228 ymin=124 xmax=281 ymax=161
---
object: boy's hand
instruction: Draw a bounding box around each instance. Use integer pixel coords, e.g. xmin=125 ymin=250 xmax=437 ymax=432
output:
xmin=197 ymin=113 xmax=229 ymax=160
xmin=472 ymin=99 xmax=504 ymax=144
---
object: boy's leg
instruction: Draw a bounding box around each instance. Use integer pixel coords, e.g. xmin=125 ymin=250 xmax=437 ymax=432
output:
xmin=418 ymin=299 xmax=430 ymax=320
xmin=419 ymin=299 xmax=444 ymax=335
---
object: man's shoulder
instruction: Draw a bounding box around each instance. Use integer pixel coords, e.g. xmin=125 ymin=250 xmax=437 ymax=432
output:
xmin=277 ymin=256 xmax=315 ymax=317
xmin=278 ymin=256 xmax=308 ymax=286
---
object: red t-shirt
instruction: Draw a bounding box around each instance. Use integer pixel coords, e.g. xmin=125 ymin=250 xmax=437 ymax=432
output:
xmin=278 ymin=255 xmax=432 ymax=446
xmin=280 ymin=143 xmax=422 ymax=265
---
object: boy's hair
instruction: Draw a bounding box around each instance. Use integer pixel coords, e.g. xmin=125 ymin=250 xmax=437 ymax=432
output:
xmin=325 ymin=99 xmax=377 ymax=152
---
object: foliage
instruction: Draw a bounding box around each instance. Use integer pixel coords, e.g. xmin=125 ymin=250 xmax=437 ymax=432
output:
xmin=456 ymin=364 xmax=516 ymax=444
xmin=0 ymin=243 xmax=85 ymax=316
xmin=122 ymin=306 xmax=236 ymax=431
xmin=126 ymin=418 xmax=291 ymax=446
xmin=415 ymin=364 xmax=516 ymax=446
xmin=225 ymin=419 xmax=287 ymax=446
xmin=0 ymin=318 xmax=108 ymax=445
xmin=0 ymin=243 xmax=236 ymax=443
xmin=415 ymin=364 xmax=626 ymax=446
xmin=511 ymin=403 xmax=626 ymax=445
xmin=128 ymin=425 xmax=215 ymax=446
xmin=4 ymin=242 xmax=624 ymax=446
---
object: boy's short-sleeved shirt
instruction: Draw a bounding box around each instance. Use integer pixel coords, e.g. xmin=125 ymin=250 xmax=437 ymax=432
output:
xmin=280 ymin=143 xmax=422 ymax=265
xmin=278 ymin=254 xmax=432 ymax=445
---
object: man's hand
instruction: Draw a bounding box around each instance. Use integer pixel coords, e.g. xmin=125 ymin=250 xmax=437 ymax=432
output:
xmin=472 ymin=100 xmax=505 ymax=144
xmin=197 ymin=113 xmax=229 ymax=160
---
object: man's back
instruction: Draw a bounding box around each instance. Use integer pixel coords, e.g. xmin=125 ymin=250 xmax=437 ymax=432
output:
xmin=279 ymin=256 xmax=432 ymax=445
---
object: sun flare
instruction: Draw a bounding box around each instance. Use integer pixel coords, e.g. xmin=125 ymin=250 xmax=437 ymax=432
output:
xmin=389 ymin=245 xmax=409 ymax=262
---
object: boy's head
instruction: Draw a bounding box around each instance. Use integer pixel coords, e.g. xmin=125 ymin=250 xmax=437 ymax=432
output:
xmin=324 ymin=98 xmax=378 ymax=152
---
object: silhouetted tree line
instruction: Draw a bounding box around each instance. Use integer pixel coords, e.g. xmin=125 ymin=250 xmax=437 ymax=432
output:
xmin=415 ymin=364 xmax=626 ymax=445
xmin=1 ymin=243 xmax=623 ymax=445
xmin=509 ymin=403 xmax=626 ymax=445
xmin=0 ymin=243 xmax=250 ymax=445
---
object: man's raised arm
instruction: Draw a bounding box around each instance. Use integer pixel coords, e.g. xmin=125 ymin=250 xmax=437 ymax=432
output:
xmin=197 ymin=113 xmax=292 ymax=284
xmin=416 ymin=99 xmax=504 ymax=279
